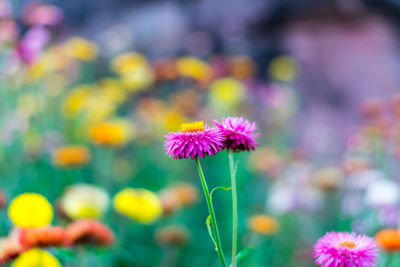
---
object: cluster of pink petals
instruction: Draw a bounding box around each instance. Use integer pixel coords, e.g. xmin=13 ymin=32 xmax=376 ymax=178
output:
xmin=313 ymin=232 xmax=379 ymax=267
xmin=164 ymin=126 xmax=225 ymax=159
xmin=214 ymin=117 xmax=260 ymax=152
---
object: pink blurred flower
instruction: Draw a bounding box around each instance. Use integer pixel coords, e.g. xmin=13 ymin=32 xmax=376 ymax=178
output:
xmin=214 ymin=117 xmax=260 ymax=152
xmin=15 ymin=26 xmax=49 ymax=63
xmin=0 ymin=20 xmax=18 ymax=44
xmin=22 ymin=3 xmax=63 ymax=26
xmin=0 ymin=0 xmax=12 ymax=19
xmin=314 ymin=232 xmax=378 ymax=267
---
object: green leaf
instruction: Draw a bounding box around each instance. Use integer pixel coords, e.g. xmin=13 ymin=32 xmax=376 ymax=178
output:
xmin=236 ymin=247 xmax=252 ymax=263
xmin=206 ymin=215 xmax=218 ymax=251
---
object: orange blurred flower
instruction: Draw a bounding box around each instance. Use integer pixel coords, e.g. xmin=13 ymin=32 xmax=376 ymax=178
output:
xmin=52 ymin=146 xmax=90 ymax=167
xmin=65 ymin=220 xmax=114 ymax=246
xmin=159 ymin=184 xmax=198 ymax=216
xmin=170 ymin=89 xmax=199 ymax=115
xmin=89 ymin=120 xmax=133 ymax=146
xmin=173 ymin=184 xmax=199 ymax=206
xmin=375 ymin=229 xmax=400 ymax=252
xmin=155 ymin=225 xmax=190 ymax=247
xmin=18 ymin=227 xmax=65 ymax=248
xmin=152 ymin=59 xmax=178 ymax=81
xmin=228 ymin=56 xmax=257 ymax=80
xmin=159 ymin=190 xmax=181 ymax=216
xmin=248 ymin=215 xmax=280 ymax=235
xmin=248 ymin=147 xmax=283 ymax=176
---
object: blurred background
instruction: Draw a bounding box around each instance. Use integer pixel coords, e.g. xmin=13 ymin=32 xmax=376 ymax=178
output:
xmin=1 ymin=0 xmax=400 ymax=266
xmin=10 ymin=0 xmax=400 ymax=156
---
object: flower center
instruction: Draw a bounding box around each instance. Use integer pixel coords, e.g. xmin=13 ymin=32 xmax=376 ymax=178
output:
xmin=180 ymin=121 xmax=204 ymax=132
xmin=337 ymin=240 xmax=357 ymax=249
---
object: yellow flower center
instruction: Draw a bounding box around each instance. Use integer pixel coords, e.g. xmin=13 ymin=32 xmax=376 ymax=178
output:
xmin=180 ymin=121 xmax=204 ymax=133
xmin=338 ymin=240 xmax=357 ymax=248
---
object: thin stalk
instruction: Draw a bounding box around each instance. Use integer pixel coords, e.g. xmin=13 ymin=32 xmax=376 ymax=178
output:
xmin=387 ymin=253 xmax=394 ymax=267
xmin=195 ymin=157 xmax=227 ymax=267
xmin=228 ymin=150 xmax=238 ymax=267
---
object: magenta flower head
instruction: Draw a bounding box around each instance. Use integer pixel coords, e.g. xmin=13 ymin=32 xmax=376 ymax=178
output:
xmin=213 ymin=117 xmax=260 ymax=152
xmin=164 ymin=121 xmax=225 ymax=159
xmin=314 ymin=232 xmax=379 ymax=267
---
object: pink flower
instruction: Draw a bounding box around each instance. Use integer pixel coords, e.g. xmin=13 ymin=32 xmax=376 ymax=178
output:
xmin=164 ymin=121 xmax=224 ymax=159
xmin=214 ymin=117 xmax=260 ymax=152
xmin=15 ymin=26 xmax=49 ymax=64
xmin=314 ymin=232 xmax=379 ymax=267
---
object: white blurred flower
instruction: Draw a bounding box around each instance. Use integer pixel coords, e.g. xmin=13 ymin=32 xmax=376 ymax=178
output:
xmin=365 ymin=179 xmax=399 ymax=207
xmin=267 ymin=185 xmax=293 ymax=215
xmin=267 ymin=184 xmax=323 ymax=215
xmin=59 ymin=184 xmax=110 ymax=220
xmin=347 ymin=169 xmax=386 ymax=190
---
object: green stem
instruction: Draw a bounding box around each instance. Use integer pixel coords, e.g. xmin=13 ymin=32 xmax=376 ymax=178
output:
xmin=194 ymin=157 xmax=227 ymax=267
xmin=228 ymin=150 xmax=238 ymax=267
xmin=387 ymin=253 xmax=394 ymax=267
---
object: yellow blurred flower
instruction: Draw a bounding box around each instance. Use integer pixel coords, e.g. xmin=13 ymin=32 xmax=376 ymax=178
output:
xmin=52 ymin=145 xmax=91 ymax=167
xmin=209 ymin=77 xmax=244 ymax=111
xmin=12 ymin=248 xmax=61 ymax=267
xmin=119 ymin=68 xmax=154 ymax=91
xmin=25 ymin=61 xmax=46 ymax=81
xmin=176 ymin=57 xmax=212 ymax=83
xmin=25 ymin=46 xmax=70 ymax=81
xmin=134 ymin=98 xmax=186 ymax=135
xmin=111 ymin=52 xmax=154 ymax=91
xmin=84 ymin=94 xmax=117 ymax=123
xmin=113 ymin=188 xmax=162 ymax=224
xmin=59 ymin=184 xmax=109 ymax=220
xmin=89 ymin=119 xmax=134 ymax=146
xmin=111 ymin=52 xmax=148 ymax=74
xmin=8 ymin=193 xmax=53 ymax=228
xmin=99 ymin=78 xmax=126 ymax=103
xmin=62 ymin=85 xmax=116 ymax=123
xmin=62 ymin=86 xmax=91 ymax=116
xmin=248 ymin=215 xmax=279 ymax=235
xmin=164 ymin=110 xmax=186 ymax=131
xmin=268 ymin=56 xmax=298 ymax=82
xmin=64 ymin=37 xmax=98 ymax=61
